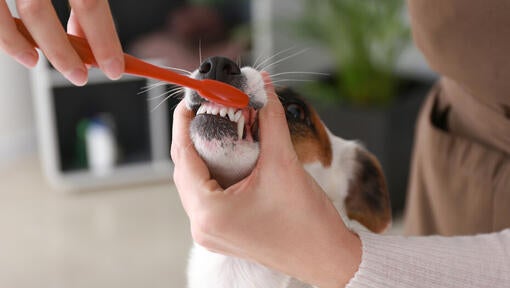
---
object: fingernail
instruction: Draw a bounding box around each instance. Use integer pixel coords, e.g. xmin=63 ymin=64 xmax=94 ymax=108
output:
xmin=66 ymin=68 xmax=88 ymax=86
xmin=15 ymin=51 xmax=38 ymax=68
xmin=102 ymin=57 xmax=124 ymax=80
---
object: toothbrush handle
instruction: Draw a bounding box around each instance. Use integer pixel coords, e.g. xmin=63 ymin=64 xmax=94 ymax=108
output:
xmin=13 ymin=17 xmax=250 ymax=108
xmin=123 ymin=54 xmax=202 ymax=90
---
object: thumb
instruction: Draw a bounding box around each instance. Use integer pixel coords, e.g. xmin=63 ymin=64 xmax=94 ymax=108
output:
xmin=257 ymin=72 xmax=296 ymax=162
xmin=171 ymin=100 xmax=213 ymax=187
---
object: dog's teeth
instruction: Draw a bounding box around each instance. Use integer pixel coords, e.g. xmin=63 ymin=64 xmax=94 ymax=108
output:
xmin=234 ymin=110 xmax=243 ymax=122
xmin=219 ymin=108 xmax=227 ymax=117
xmin=237 ymin=115 xmax=245 ymax=140
xmin=197 ymin=106 xmax=206 ymax=115
xmin=211 ymin=106 xmax=219 ymax=115
xmin=228 ymin=109 xmax=235 ymax=122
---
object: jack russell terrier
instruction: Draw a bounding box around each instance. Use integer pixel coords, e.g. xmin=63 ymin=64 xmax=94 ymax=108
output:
xmin=182 ymin=56 xmax=391 ymax=288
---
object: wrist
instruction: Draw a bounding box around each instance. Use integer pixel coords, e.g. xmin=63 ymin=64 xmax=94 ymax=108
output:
xmin=316 ymin=229 xmax=361 ymax=288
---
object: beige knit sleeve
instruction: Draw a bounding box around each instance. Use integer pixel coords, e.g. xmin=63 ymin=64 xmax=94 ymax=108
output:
xmin=346 ymin=229 xmax=510 ymax=287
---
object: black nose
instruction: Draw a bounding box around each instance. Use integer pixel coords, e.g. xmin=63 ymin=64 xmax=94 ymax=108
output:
xmin=198 ymin=56 xmax=241 ymax=83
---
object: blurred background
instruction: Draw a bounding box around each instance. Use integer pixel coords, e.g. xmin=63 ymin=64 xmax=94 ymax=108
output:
xmin=0 ymin=0 xmax=437 ymax=287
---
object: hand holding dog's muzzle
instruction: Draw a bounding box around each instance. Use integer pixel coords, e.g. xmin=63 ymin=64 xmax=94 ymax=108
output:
xmin=171 ymin=75 xmax=362 ymax=288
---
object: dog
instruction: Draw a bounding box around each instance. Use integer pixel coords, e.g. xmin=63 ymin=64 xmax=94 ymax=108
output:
xmin=182 ymin=56 xmax=391 ymax=288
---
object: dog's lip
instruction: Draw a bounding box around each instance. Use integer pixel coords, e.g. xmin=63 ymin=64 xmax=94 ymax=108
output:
xmin=192 ymin=102 xmax=259 ymax=142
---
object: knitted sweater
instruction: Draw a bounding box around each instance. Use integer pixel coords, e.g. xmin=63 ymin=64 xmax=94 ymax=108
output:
xmin=346 ymin=229 xmax=510 ymax=287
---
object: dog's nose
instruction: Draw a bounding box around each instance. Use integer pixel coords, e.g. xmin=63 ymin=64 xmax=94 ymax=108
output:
xmin=198 ymin=56 xmax=241 ymax=83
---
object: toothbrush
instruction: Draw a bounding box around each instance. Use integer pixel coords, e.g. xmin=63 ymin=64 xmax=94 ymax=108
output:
xmin=13 ymin=17 xmax=250 ymax=109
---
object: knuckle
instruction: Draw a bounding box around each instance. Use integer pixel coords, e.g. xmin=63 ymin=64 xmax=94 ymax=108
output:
xmin=16 ymin=0 xmax=45 ymax=17
xmin=70 ymin=0 xmax=100 ymax=12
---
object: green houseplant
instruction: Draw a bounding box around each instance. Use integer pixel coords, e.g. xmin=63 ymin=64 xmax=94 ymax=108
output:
xmin=297 ymin=0 xmax=410 ymax=106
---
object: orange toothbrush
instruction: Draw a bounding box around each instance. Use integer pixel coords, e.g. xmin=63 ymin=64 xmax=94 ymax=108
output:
xmin=13 ymin=17 xmax=250 ymax=108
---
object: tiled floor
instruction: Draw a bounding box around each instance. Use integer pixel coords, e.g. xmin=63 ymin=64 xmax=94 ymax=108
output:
xmin=0 ymin=156 xmax=403 ymax=288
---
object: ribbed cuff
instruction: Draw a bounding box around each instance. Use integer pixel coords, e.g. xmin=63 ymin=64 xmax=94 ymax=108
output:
xmin=345 ymin=229 xmax=510 ymax=288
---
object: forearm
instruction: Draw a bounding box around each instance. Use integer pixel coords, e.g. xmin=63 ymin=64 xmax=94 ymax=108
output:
xmin=346 ymin=229 xmax=510 ymax=288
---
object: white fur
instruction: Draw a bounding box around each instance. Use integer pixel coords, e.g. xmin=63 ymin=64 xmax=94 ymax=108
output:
xmin=305 ymin=130 xmax=360 ymax=219
xmin=240 ymin=67 xmax=267 ymax=107
xmin=188 ymin=245 xmax=291 ymax=288
xmin=190 ymin=136 xmax=260 ymax=187
xmin=185 ymin=66 xmax=362 ymax=288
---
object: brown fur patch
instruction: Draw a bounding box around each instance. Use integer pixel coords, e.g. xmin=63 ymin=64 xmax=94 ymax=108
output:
xmin=291 ymin=107 xmax=332 ymax=167
xmin=344 ymin=149 xmax=391 ymax=233
xmin=275 ymin=86 xmax=332 ymax=167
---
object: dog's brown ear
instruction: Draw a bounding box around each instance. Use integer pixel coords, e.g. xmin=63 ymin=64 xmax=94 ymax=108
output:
xmin=344 ymin=148 xmax=391 ymax=233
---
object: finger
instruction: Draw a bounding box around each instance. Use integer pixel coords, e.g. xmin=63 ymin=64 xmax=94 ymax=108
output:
xmin=170 ymin=100 xmax=211 ymax=184
xmin=16 ymin=0 xmax=87 ymax=86
xmin=67 ymin=10 xmax=85 ymax=37
xmin=171 ymin=101 xmax=224 ymax=209
xmin=67 ymin=10 xmax=94 ymax=69
xmin=0 ymin=2 xmax=39 ymax=67
xmin=258 ymin=72 xmax=296 ymax=159
xmin=69 ymin=0 xmax=124 ymax=80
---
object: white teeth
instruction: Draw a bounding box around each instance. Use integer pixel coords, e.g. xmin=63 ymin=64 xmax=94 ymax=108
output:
xmin=237 ymin=115 xmax=245 ymax=140
xmin=197 ymin=105 xmax=246 ymax=140
xmin=228 ymin=108 xmax=235 ymax=122
xmin=234 ymin=110 xmax=243 ymax=122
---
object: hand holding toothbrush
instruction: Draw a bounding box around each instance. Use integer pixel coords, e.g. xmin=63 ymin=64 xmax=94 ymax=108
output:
xmin=0 ymin=0 xmax=123 ymax=86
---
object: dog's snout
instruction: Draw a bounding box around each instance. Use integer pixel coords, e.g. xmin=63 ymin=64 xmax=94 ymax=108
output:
xmin=198 ymin=56 xmax=241 ymax=83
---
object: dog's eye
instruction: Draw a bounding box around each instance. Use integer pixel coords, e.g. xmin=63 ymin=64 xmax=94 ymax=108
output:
xmin=285 ymin=103 xmax=305 ymax=121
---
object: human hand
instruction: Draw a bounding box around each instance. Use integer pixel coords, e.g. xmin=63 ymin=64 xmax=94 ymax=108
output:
xmin=0 ymin=0 xmax=124 ymax=86
xmin=171 ymin=74 xmax=361 ymax=288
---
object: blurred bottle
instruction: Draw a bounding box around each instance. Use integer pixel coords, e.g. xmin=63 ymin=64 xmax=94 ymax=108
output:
xmin=84 ymin=115 xmax=118 ymax=176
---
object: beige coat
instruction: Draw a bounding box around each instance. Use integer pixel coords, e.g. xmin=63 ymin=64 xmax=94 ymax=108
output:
xmin=404 ymin=0 xmax=510 ymax=236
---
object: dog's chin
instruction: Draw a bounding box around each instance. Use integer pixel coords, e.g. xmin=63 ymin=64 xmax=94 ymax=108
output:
xmin=190 ymin=113 xmax=260 ymax=188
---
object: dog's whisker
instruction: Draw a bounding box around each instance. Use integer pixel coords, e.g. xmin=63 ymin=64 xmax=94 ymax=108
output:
xmin=252 ymin=53 xmax=266 ymax=71
xmin=148 ymin=88 xmax=184 ymax=104
xmin=169 ymin=101 xmax=181 ymax=111
xmin=270 ymin=79 xmax=315 ymax=84
xmin=260 ymin=48 xmax=310 ymax=72
xmin=199 ymin=38 xmax=203 ymax=65
xmin=147 ymin=90 xmax=176 ymax=103
xmin=147 ymin=87 xmax=184 ymax=101
xmin=159 ymin=65 xmax=192 ymax=76
xmin=270 ymin=71 xmax=330 ymax=78
xmin=237 ymin=55 xmax=242 ymax=68
xmin=165 ymin=88 xmax=185 ymax=99
xmin=254 ymin=46 xmax=298 ymax=71
xmin=151 ymin=89 xmax=185 ymax=112
xmin=139 ymin=81 xmax=167 ymax=94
